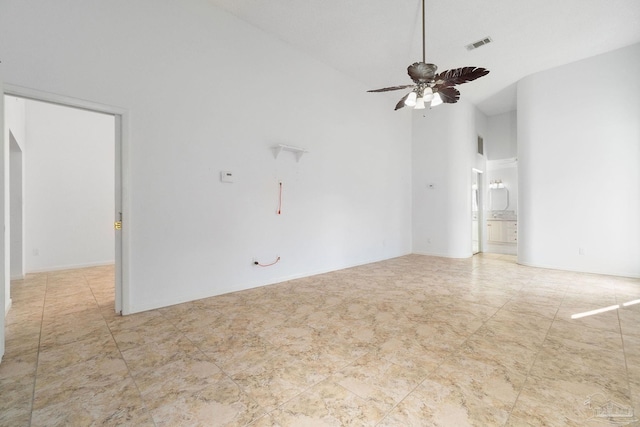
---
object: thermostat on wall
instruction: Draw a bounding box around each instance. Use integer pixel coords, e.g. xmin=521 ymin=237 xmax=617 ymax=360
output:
xmin=220 ymin=171 xmax=234 ymax=183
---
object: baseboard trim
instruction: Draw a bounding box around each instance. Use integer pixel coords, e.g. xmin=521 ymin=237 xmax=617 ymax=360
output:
xmin=412 ymin=250 xmax=473 ymax=259
xmin=26 ymin=260 xmax=115 ymax=274
xmin=516 ymin=260 xmax=640 ymax=280
xmin=127 ymin=252 xmax=414 ymax=314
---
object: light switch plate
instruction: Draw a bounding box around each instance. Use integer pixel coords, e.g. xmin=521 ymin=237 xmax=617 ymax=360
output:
xmin=220 ymin=171 xmax=234 ymax=183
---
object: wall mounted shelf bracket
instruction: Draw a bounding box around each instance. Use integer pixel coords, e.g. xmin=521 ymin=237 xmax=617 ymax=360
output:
xmin=272 ymin=144 xmax=308 ymax=162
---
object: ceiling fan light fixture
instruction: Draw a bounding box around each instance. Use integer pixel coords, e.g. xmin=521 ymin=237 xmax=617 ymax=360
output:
xmin=404 ymin=91 xmax=418 ymax=107
xmin=415 ymin=97 xmax=426 ymax=109
xmin=422 ymin=87 xmax=434 ymax=102
xmin=431 ymin=92 xmax=443 ymax=107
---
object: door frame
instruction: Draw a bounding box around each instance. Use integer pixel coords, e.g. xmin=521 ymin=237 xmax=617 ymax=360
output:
xmin=472 ymin=168 xmax=484 ymax=255
xmin=3 ymin=84 xmax=130 ymax=314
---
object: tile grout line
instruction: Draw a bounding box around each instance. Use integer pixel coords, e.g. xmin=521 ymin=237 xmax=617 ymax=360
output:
xmin=225 ymin=290 xmax=395 ymax=423
xmin=502 ymin=276 xmax=567 ymax=426
xmin=239 ymin=313 xmax=368 ymax=424
xmin=155 ymin=306 xmax=272 ymax=426
xmin=29 ymin=272 xmax=49 ymax=427
xmin=615 ymin=286 xmax=634 ymax=412
xmin=374 ymin=271 xmax=520 ymax=426
xmin=93 ymin=272 xmax=159 ymax=427
xmin=251 ymin=309 xmax=380 ymax=423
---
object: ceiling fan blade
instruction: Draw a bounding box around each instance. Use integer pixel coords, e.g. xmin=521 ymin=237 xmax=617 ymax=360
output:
xmin=367 ymin=84 xmax=415 ymax=93
xmin=435 ymin=67 xmax=489 ymax=86
xmin=394 ymin=93 xmax=410 ymax=110
xmin=435 ymin=86 xmax=460 ymax=104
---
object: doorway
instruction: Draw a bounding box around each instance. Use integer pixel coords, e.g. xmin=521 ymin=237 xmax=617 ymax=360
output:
xmin=3 ymin=88 xmax=126 ymax=314
xmin=472 ymin=168 xmax=483 ymax=254
xmin=9 ymin=132 xmax=24 ymax=280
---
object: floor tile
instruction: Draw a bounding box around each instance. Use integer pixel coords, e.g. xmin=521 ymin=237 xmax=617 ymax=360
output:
xmin=331 ymin=352 xmax=428 ymax=412
xmin=150 ymin=377 xmax=265 ymax=427
xmin=380 ymin=374 xmax=511 ymax=426
xmin=1 ymin=256 xmax=639 ymax=426
xmin=272 ymin=380 xmax=387 ymax=426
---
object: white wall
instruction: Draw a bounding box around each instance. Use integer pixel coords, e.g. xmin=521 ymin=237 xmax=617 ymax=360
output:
xmin=486 ymin=111 xmax=517 ymax=160
xmin=10 ymin=135 xmax=24 ymax=279
xmin=0 ymin=0 xmax=412 ymax=313
xmin=0 ymin=66 xmax=5 ymax=362
xmin=24 ymin=100 xmax=115 ymax=272
xmin=485 ymin=109 xmax=517 ymax=217
xmin=475 ymin=111 xmax=489 ymax=172
xmin=412 ymin=101 xmax=485 ymax=258
xmin=518 ymin=43 xmax=640 ymax=278
xmin=4 ymin=96 xmax=26 ymax=313
xmin=4 ymin=97 xmax=26 ymax=149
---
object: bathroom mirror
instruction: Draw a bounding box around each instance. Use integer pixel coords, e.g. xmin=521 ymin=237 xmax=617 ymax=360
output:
xmin=489 ymin=187 xmax=509 ymax=211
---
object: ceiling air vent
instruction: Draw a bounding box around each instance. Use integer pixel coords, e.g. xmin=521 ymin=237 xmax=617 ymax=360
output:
xmin=466 ymin=37 xmax=493 ymax=51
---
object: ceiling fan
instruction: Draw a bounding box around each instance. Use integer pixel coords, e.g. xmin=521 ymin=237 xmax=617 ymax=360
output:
xmin=368 ymin=0 xmax=489 ymax=110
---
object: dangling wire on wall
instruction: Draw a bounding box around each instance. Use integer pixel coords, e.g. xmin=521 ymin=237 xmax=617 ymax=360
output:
xmin=254 ymin=256 xmax=281 ymax=267
xmin=277 ymin=181 xmax=283 ymax=215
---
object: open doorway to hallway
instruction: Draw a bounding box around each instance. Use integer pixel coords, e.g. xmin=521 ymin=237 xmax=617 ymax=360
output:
xmin=4 ymin=94 xmax=120 ymax=313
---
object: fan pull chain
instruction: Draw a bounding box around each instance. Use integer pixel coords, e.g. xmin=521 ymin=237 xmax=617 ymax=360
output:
xmin=422 ymin=0 xmax=426 ymax=63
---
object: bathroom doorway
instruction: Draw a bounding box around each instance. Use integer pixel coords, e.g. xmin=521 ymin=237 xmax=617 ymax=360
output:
xmin=472 ymin=168 xmax=483 ymax=254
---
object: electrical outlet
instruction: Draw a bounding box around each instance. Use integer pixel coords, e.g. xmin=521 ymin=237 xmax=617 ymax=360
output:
xmin=579 ymin=248 xmax=585 ymax=255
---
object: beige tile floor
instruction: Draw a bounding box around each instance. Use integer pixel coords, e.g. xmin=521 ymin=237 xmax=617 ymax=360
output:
xmin=1 ymin=254 xmax=639 ymax=426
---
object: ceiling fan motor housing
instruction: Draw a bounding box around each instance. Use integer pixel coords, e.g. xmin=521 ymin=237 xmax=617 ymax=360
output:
xmin=408 ymin=62 xmax=438 ymax=83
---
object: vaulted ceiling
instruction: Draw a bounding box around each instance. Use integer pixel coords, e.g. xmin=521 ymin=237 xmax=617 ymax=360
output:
xmin=208 ymin=0 xmax=640 ymax=116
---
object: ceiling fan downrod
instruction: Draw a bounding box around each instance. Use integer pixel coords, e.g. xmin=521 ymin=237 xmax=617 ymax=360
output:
xmin=422 ymin=0 xmax=426 ymax=63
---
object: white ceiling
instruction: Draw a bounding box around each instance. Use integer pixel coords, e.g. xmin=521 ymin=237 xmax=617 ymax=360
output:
xmin=208 ymin=0 xmax=640 ymax=116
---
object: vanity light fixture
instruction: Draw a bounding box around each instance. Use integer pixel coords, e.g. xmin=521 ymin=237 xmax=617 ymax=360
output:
xmin=489 ymin=179 xmax=504 ymax=189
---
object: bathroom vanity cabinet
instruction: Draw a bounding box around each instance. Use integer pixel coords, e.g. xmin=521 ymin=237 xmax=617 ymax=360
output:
xmin=487 ymin=220 xmax=517 ymax=243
